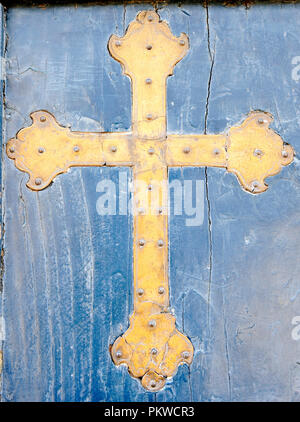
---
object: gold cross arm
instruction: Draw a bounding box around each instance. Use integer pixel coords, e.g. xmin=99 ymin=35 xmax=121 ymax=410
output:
xmin=6 ymin=10 xmax=294 ymax=392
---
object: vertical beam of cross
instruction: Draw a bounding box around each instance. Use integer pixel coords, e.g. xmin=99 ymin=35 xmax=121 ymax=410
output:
xmin=108 ymin=10 xmax=194 ymax=392
xmin=6 ymin=10 xmax=294 ymax=392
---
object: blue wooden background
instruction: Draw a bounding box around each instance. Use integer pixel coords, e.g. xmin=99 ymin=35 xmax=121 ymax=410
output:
xmin=1 ymin=2 xmax=300 ymax=402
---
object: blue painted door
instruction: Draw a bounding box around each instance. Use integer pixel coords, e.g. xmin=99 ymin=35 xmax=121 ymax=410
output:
xmin=1 ymin=2 xmax=300 ymax=402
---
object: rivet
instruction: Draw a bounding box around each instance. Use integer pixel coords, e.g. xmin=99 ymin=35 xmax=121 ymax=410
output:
xmin=150 ymin=380 xmax=157 ymax=388
xmin=115 ymin=40 xmax=122 ymax=47
xmin=282 ymin=150 xmax=288 ymax=158
xmin=115 ymin=350 xmax=122 ymax=358
xmin=148 ymin=320 xmax=156 ymax=328
xmin=147 ymin=15 xmax=153 ymax=22
xmin=38 ymin=147 xmax=45 ymax=154
xmin=145 ymin=78 xmax=152 ymax=84
xmin=158 ymin=207 xmax=163 ymax=215
xmin=148 ymin=147 xmax=155 ymax=155
xmin=139 ymin=239 xmax=145 ymax=247
xmin=151 ymin=348 xmax=158 ymax=355
xmin=213 ymin=148 xmax=220 ymax=156
xmin=138 ymin=207 xmax=145 ymax=214
xmin=111 ymin=146 xmax=117 ymax=153
xmin=137 ymin=288 xmax=144 ymax=296
xmin=251 ymin=180 xmax=260 ymax=190
xmin=148 ymin=184 xmax=152 ymax=191
xmin=73 ymin=145 xmax=80 ymax=152
xmin=182 ymin=351 xmax=190 ymax=359
xmin=253 ymin=149 xmax=263 ymax=157
xmin=9 ymin=146 xmax=15 ymax=153
xmin=183 ymin=146 xmax=190 ymax=154
xmin=257 ymin=118 xmax=267 ymax=125
xmin=146 ymin=44 xmax=153 ymax=50
xmin=35 ymin=178 xmax=42 ymax=186
xmin=158 ymin=286 xmax=165 ymax=294
xmin=179 ymin=39 xmax=185 ymax=46
xmin=40 ymin=116 xmax=46 ymax=122
xmin=157 ymin=239 xmax=164 ymax=247
xmin=146 ymin=113 xmax=153 ymax=120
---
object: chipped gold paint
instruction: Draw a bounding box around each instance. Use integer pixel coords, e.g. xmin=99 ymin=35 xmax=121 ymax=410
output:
xmin=6 ymin=10 xmax=294 ymax=391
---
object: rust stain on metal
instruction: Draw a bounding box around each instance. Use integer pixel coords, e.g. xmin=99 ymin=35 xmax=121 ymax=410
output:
xmin=6 ymin=10 xmax=294 ymax=391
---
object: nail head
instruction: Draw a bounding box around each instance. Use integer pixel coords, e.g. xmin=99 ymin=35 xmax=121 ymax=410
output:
xmin=137 ymin=288 xmax=144 ymax=296
xmin=148 ymin=320 xmax=156 ymax=328
xmin=158 ymin=286 xmax=165 ymax=294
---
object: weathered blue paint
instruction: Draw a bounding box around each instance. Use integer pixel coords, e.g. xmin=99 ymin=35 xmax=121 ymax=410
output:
xmin=0 ymin=2 xmax=4 ymax=401
xmin=1 ymin=2 xmax=300 ymax=402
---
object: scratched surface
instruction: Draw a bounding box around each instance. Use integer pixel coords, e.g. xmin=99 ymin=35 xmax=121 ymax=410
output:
xmin=2 ymin=3 xmax=300 ymax=402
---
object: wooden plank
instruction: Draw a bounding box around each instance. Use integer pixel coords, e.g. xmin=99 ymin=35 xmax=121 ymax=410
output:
xmin=0 ymin=2 xmax=4 ymax=399
xmin=2 ymin=4 xmax=154 ymax=402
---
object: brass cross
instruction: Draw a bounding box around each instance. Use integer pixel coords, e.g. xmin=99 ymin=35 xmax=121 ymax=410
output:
xmin=6 ymin=11 xmax=294 ymax=392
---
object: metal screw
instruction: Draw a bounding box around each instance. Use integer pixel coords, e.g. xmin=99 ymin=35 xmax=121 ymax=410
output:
xmin=35 ymin=178 xmax=42 ymax=186
xmin=150 ymin=380 xmax=157 ymax=388
xmin=116 ymin=350 xmax=122 ymax=358
xmin=282 ymin=150 xmax=288 ymax=158
xmin=73 ymin=146 xmax=80 ymax=152
xmin=213 ymin=148 xmax=220 ymax=156
xmin=111 ymin=146 xmax=117 ymax=153
xmin=148 ymin=147 xmax=155 ymax=155
xmin=182 ymin=351 xmax=190 ymax=359
xmin=151 ymin=348 xmax=158 ymax=355
xmin=183 ymin=146 xmax=190 ymax=154
xmin=115 ymin=40 xmax=122 ymax=47
xmin=145 ymin=78 xmax=152 ymax=84
xmin=179 ymin=39 xmax=185 ymax=46
xmin=9 ymin=146 xmax=15 ymax=153
xmin=257 ymin=118 xmax=266 ymax=125
xmin=40 ymin=116 xmax=46 ymax=122
xmin=158 ymin=286 xmax=165 ymax=294
xmin=148 ymin=320 xmax=156 ymax=328
xmin=139 ymin=239 xmax=145 ymax=247
xmin=148 ymin=15 xmax=153 ymax=22
xmin=254 ymin=149 xmax=263 ymax=157
xmin=251 ymin=180 xmax=260 ymax=190
xmin=157 ymin=239 xmax=164 ymax=247
xmin=146 ymin=44 xmax=152 ymax=50
xmin=146 ymin=113 xmax=153 ymax=120
xmin=148 ymin=184 xmax=152 ymax=191
xmin=137 ymin=288 xmax=144 ymax=296
xmin=158 ymin=207 xmax=163 ymax=215
xmin=38 ymin=147 xmax=45 ymax=154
